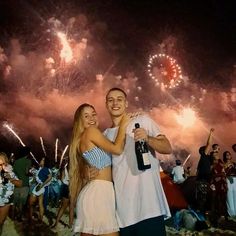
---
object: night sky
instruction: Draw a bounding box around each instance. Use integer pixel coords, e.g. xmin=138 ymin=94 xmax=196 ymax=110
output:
xmin=0 ymin=0 xmax=236 ymax=84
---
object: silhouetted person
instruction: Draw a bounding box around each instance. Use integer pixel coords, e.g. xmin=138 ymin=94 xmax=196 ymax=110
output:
xmin=196 ymin=128 xmax=214 ymax=215
xmin=13 ymin=146 xmax=32 ymax=221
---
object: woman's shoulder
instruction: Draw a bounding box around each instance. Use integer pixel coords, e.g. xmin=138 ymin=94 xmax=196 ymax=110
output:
xmin=84 ymin=126 xmax=101 ymax=137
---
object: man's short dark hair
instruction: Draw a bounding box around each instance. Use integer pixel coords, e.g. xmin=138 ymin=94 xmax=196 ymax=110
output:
xmin=175 ymin=159 xmax=181 ymax=165
xmin=212 ymin=144 xmax=219 ymax=149
xmin=106 ymin=87 xmax=127 ymax=100
xmin=17 ymin=146 xmax=31 ymax=159
xmin=199 ymin=146 xmax=206 ymax=155
xmin=232 ymin=144 xmax=236 ymax=151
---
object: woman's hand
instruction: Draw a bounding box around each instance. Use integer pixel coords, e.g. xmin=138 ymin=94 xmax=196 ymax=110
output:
xmin=120 ymin=113 xmax=133 ymax=129
xmin=128 ymin=111 xmax=144 ymax=119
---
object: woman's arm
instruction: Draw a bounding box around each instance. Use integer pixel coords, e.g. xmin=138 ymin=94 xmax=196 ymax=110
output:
xmin=10 ymin=179 xmax=22 ymax=187
xmin=4 ymin=172 xmax=22 ymax=187
xmin=40 ymin=172 xmax=52 ymax=189
xmin=85 ymin=114 xmax=130 ymax=155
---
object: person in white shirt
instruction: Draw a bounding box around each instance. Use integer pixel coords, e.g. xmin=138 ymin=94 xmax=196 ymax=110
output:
xmin=104 ymin=87 xmax=172 ymax=236
xmin=171 ymin=159 xmax=185 ymax=184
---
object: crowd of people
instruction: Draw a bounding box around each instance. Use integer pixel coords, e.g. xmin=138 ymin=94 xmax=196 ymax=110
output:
xmin=194 ymin=130 xmax=236 ymax=227
xmin=170 ymin=129 xmax=236 ymax=229
xmin=0 ymin=87 xmax=235 ymax=236
xmin=0 ymin=145 xmax=70 ymax=234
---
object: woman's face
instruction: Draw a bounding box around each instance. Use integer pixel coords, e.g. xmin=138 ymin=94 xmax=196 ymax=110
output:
xmin=225 ymin=152 xmax=232 ymax=161
xmin=0 ymin=156 xmax=7 ymax=171
xmin=39 ymin=158 xmax=45 ymax=167
xmin=81 ymin=106 xmax=98 ymax=129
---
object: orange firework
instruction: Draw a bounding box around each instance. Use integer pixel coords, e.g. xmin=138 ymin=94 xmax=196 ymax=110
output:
xmin=57 ymin=32 xmax=73 ymax=63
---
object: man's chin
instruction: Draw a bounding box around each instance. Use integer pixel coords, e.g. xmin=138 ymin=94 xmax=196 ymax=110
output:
xmin=110 ymin=112 xmax=123 ymax=117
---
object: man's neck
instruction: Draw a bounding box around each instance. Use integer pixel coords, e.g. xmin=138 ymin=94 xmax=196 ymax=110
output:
xmin=111 ymin=115 xmax=124 ymax=127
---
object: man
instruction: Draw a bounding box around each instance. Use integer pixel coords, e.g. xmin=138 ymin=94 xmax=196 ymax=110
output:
xmin=232 ymin=144 xmax=236 ymax=154
xmin=104 ymin=87 xmax=172 ymax=236
xmin=196 ymin=128 xmax=214 ymax=215
xmin=171 ymin=159 xmax=185 ymax=184
xmin=212 ymin=143 xmax=220 ymax=153
xmin=13 ymin=146 xmax=32 ymax=221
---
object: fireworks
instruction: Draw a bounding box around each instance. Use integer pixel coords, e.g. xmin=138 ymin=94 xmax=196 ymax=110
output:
xmin=147 ymin=53 xmax=183 ymax=89
xmin=0 ymin=5 xmax=235 ymax=171
xmin=57 ymin=32 xmax=73 ymax=64
xmin=40 ymin=137 xmax=47 ymax=157
xmin=59 ymin=145 xmax=69 ymax=167
xmin=175 ymin=108 xmax=196 ymax=128
xmin=2 ymin=122 xmax=38 ymax=164
xmin=3 ymin=122 xmax=25 ymax=147
xmin=55 ymin=138 xmax=59 ymax=163
xmin=183 ymin=154 xmax=191 ymax=167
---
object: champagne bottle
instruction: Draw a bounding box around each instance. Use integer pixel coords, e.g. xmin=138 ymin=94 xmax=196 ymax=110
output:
xmin=0 ymin=169 xmax=8 ymax=184
xmin=134 ymin=123 xmax=151 ymax=171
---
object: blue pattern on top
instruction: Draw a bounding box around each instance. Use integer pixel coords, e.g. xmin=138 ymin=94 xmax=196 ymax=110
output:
xmin=82 ymin=146 xmax=112 ymax=169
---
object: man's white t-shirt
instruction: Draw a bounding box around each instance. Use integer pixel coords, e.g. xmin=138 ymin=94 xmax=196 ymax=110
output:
xmin=171 ymin=166 xmax=185 ymax=184
xmin=104 ymin=114 xmax=171 ymax=228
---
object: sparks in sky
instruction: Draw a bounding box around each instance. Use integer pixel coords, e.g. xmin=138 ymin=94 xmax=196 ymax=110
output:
xmin=40 ymin=136 xmax=47 ymax=157
xmin=57 ymin=32 xmax=73 ymax=63
xmin=59 ymin=144 xmax=69 ymax=167
xmin=175 ymin=108 xmax=196 ymax=128
xmin=3 ymin=122 xmax=38 ymax=163
xmin=55 ymin=138 xmax=59 ymax=163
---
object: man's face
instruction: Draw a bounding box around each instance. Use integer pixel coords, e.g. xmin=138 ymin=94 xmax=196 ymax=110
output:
xmin=106 ymin=90 xmax=128 ymax=117
xmin=212 ymin=151 xmax=219 ymax=160
xmin=213 ymin=145 xmax=220 ymax=152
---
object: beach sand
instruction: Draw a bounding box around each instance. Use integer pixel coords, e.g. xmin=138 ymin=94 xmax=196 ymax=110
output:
xmin=2 ymin=207 xmax=236 ymax=236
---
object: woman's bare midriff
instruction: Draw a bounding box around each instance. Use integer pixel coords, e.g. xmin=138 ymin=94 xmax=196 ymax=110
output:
xmin=94 ymin=166 xmax=112 ymax=182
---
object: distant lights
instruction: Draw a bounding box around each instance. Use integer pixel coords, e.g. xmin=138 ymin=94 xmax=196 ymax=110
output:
xmin=147 ymin=53 xmax=183 ymax=89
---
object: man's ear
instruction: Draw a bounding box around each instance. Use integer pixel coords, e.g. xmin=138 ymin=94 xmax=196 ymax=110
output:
xmin=125 ymin=101 xmax=128 ymax=108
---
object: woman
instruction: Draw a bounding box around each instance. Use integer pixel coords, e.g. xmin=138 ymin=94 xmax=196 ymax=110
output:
xmin=51 ymin=158 xmax=71 ymax=229
xmin=48 ymin=162 xmax=61 ymax=208
xmin=210 ymin=151 xmax=228 ymax=225
xmin=0 ymin=152 xmax=22 ymax=235
xmin=223 ymin=151 xmax=236 ymax=217
xmin=28 ymin=157 xmax=52 ymax=224
xmin=223 ymin=151 xmax=236 ymax=177
xmin=69 ymin=103 xmax=130 ymax=236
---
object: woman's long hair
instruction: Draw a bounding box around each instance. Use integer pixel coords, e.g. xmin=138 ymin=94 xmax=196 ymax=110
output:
xmin=223 ymin=151 xmax=231 ymax=163
xmin=69 ymin=103 xmax=94 ymax=206
xmin=0 ymin=152 xmax=9 ymax=165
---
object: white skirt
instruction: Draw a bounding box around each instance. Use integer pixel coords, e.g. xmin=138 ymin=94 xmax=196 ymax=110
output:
xmin=226 ymin=177 xmax=236 ymax=216
xmin=73 ymin=179 xmax=119 ymax=235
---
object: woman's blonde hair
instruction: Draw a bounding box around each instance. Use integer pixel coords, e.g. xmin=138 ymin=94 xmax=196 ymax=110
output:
xmin=0 ymin=152 xmax=9 ymax=164
xmin=69 ymin=103 xmax=94 ymax=206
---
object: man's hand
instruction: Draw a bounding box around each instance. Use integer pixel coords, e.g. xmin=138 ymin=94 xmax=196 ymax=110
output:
xmin=133 ymin=128 xmax=148 ymax=142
